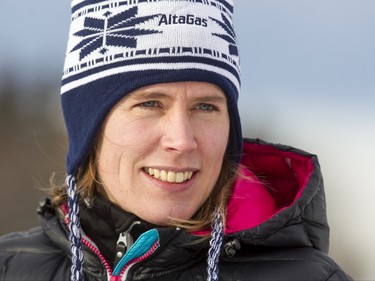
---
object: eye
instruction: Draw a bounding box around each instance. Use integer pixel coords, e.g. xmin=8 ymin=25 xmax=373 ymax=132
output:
xmin=195 ymin=103 xmax=217 ymax=112
xmin=137 ymin=101 xmax=160 ymax=108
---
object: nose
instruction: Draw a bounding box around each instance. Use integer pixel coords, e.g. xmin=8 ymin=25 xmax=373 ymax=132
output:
xmin=160 ymin=110 xmax=198 ymax=153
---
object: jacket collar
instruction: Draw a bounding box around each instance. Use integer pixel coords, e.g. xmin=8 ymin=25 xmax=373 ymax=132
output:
xmin=79 ymin=195 xmax=157 ymax=267
xmin=41 ymin=196 xmax=207 ymax=279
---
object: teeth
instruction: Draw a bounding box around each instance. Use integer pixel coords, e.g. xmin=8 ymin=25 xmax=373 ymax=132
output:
xmin=154 ymin=169 xmax=160 ymax=179
xmin=167 ymin=171 xmax=175 ymax=182
xmin=145 ymin=168 xmax=193 ymax=183
xmin=160 ymin=170 xmax=167 ymax=181
xmin=175 ymin=172 xmax=184 ymax=183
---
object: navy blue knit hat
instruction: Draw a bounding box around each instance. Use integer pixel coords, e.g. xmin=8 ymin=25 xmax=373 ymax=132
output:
xmin=61 ymin=0 xmax=241 ymax=280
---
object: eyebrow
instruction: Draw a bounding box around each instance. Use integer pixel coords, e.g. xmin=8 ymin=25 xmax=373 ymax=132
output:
xmin=127 ymin=89 xmax=227 ymax=103
xmin=194 ymin=95 xmax=227 ymax=104
xmin=127 ymin=91 xmax=172 ymax=101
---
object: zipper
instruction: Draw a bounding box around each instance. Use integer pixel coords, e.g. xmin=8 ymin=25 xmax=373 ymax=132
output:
xmin=112 ymin=229 xmax=160 ymax=280
xmin=114 ymin=221 xmax=141 ymax=266
xmin=81 ymin=236 xmax=113 ymax=278
xmin=119 ymin=240 xmax=159 ymax=280
xmin=82 ymin=234 xmax=159 ymax=281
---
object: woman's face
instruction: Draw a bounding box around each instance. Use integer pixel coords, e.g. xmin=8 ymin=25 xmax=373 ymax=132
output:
xmin=97 ymin=81 xmax=229 ymax=225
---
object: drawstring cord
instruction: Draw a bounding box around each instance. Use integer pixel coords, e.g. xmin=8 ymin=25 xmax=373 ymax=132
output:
xmin=207 ymin=209 xmax=224 ymax=281
xmin=66 ymin=175 xmax=84 ymax=281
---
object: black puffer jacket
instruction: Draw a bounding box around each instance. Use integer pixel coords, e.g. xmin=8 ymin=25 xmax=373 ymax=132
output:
xmin=0 ymin=139 xmax=353 ymax=280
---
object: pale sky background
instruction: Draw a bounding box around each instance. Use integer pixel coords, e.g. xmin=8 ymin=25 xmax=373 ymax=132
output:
xmin=1 ymin=1 xmax=374 ymax=280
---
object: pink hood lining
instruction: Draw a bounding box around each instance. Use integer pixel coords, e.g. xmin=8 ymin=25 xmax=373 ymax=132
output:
xmin=225 ymin=142 xmax=314 ymax=234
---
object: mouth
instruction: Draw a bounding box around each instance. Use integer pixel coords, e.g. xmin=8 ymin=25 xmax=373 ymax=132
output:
xmin=143 ymin=168 xmax=194 ymax=183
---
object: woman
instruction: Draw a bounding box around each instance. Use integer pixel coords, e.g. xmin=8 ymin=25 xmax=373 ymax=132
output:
xmin=0 ymin=0 xmax=352 ymax=280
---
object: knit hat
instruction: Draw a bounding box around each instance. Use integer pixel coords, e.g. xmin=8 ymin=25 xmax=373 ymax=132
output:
xmin=61 ymin=0 xmax=241 ymax=280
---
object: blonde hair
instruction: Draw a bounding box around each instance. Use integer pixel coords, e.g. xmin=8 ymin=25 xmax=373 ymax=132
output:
xmin=50 ymin=147 xmax=238 ymax=233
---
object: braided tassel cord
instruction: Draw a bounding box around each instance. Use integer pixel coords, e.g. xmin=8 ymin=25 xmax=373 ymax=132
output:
xmin=66 ymin=175 xmax=84 ymax=281
xmin=207 ymin=209 xmax=224 ymax=281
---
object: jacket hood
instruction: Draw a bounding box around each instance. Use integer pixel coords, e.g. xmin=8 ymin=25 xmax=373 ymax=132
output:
xmin=225 ymin=138 xmax=329 ymax=253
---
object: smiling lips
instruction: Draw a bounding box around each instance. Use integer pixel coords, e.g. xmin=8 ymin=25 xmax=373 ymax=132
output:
xmin=144 ymin=168 xmax=194 ymax=183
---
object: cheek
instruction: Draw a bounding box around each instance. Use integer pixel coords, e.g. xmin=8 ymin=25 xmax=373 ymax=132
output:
xmin=100 ymin=124 xmax=156 ymax=169
xmin=98 ymin=120 xmax=157 ymax=183
xmin=197 ymin=121 xmax=229 ymax=156
xmin=105 ymin=117 xmax=153 ymax=146
xmin=97 ymin=140 xmax=119 ymax=174
xmin=96 ymin=139 xmax=135 ymax=205
xmin=197 ymin=121 xmax=229 ymax=193
xmin=97 ymin=140 xmax=124 ymax=198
